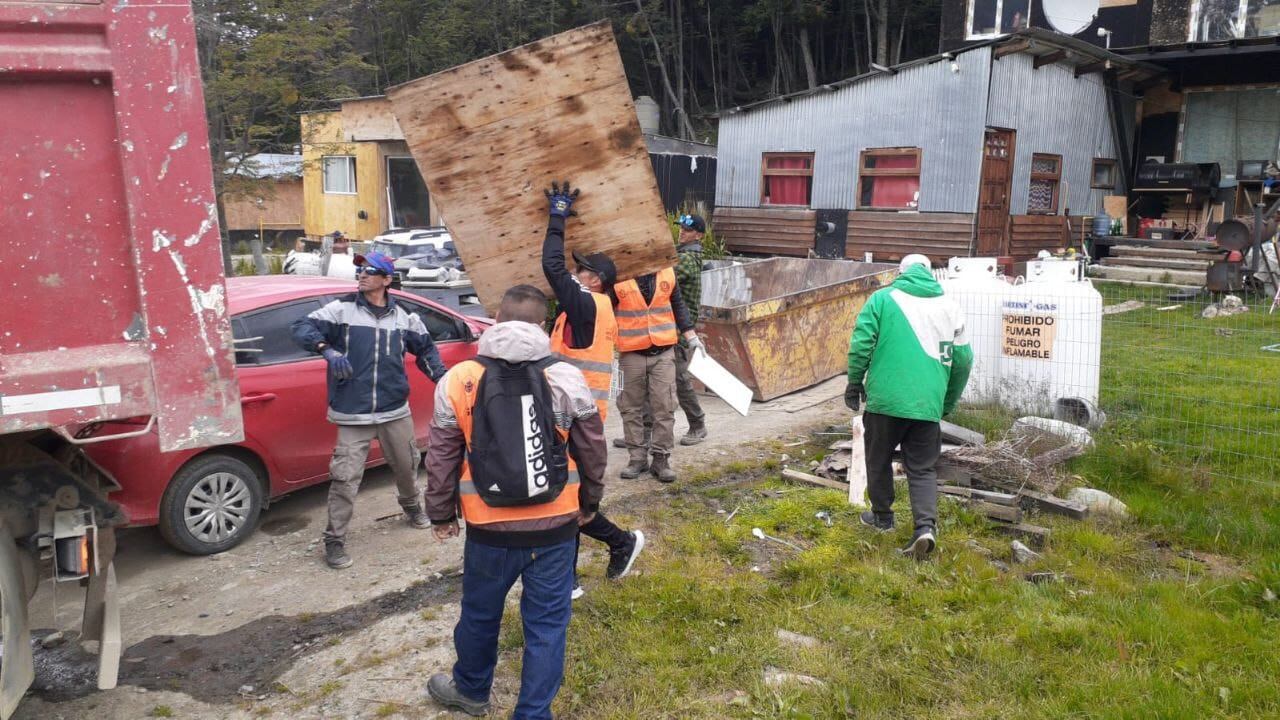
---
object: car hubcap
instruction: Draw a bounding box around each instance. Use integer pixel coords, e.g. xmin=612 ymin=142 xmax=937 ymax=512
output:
xmin=184 ymin=472 xmax=252 ymax=544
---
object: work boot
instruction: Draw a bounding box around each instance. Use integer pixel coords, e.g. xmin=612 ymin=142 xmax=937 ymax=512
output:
xmin=404 ymin=505 xmax=431 ymax=529
xmin=426 ymin=673 xmax=490 ymax=717
xmin=606 ymin=530 xmax=646 ymax=580
xmin=900 ymin=526 xmax=937 ymax=560
xmin=620 ymin=454 xmax=650 ymax=479
xmin=649 ymin=454 xmax=677 ymax=484
xmin=613 ymin=429 xmax=653 ymax=450
xmin=859 ymin=510 xmax=895 ymax=533
xmin=324 ymin=541 xmax=352 ymax=570
xmin=679 ymin=418 xmax=707 ymax=446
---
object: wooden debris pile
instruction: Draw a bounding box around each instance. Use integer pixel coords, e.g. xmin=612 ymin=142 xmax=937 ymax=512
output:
xmin=784 ymin=418 xmax=1094 ymax=548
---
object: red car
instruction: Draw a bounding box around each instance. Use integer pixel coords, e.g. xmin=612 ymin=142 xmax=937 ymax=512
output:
xmin=86 ymin=276 xmax=491 ymax=555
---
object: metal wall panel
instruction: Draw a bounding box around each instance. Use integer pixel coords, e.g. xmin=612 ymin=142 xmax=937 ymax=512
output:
xmin=986 ymin=54 xmax=1117 ymax=216
xmin=715 ymin=47 xmax=993 ymax=213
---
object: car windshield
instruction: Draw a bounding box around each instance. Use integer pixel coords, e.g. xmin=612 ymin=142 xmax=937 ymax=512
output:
xmin=370 ymin=241 xmax=410 ymax=259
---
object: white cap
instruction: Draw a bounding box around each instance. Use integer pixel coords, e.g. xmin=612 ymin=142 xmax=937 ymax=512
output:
xmin=899 ymin=254 xmax=930 ymax=273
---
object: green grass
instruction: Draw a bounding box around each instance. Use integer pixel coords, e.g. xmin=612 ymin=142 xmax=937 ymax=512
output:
xmin=556 ymin=473 xmax=1280 ymax=719
xmin=540 ymin=288 xmax=1280 ymax=718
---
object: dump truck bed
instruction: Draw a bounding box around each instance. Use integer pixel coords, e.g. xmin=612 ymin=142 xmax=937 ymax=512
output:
xmin=0 ymin=0 xmax=241 ymax=451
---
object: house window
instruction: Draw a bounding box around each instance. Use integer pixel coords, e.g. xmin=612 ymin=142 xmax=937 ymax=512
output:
xmin=761 ymin=152 xmax=814 ymax=206
xmin=967 ymin=0 xmax=1032 ymax=39
xmin=1028 ymin=154 xmax=1062 ymax=214
xmin=322 ymin=156 xmax=357 ymax=194
xmin=858 ymin=148 xmax=921 ymax=210
xmin=1191 ymin=0 xmax=1280 ymax=40
xmin=1182 ymin=88 xmax=1280 ymax=172
xmin=1091 ymin=159 xmax=1117 ymax=190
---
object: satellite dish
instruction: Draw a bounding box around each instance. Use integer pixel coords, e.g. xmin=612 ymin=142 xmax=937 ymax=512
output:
xmin=1042 ymin=0 xmax=1099 ymax=35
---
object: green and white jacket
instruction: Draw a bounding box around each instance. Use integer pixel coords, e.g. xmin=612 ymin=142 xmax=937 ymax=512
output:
xmin=847 ymin=264 xmax=974 ymax=422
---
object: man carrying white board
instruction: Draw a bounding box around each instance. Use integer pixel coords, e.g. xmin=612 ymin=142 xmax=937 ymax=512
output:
xmin=846 ymin=254 xmax=973 ymax=559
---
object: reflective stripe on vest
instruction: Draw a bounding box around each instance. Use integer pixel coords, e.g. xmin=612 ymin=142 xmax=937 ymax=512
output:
xmin=614 ymin=267 xmax=679 ymax=352
xmin=445 ymin=360 xmax=581 ymax=526
xmin=550 ymin=292 xmax=616 ymax=419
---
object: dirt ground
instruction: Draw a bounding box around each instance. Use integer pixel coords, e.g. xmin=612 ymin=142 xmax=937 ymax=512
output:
xmin=18 ymin=377 xmax=848 ymax=720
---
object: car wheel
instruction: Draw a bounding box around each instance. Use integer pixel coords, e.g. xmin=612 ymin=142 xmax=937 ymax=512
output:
xmin=158 ymin=454 xmax=265 ymax=555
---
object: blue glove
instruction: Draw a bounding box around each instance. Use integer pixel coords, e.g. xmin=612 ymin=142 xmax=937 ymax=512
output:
xmin=544 ymin=180 xmax=580 ymax=219
xmin=322 ymin=347 xmax=353 ymax=381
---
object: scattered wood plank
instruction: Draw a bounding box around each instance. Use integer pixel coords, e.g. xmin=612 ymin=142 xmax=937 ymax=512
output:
xmin=938 ymin=486 xmax=1018 ymax=506
xmin=936 ymin=459 xmax=974 ymax=487
xmin=940 ymin=420 xmax=985 ymax=446
xmin=993 ymin=522 xmax=1051 ymax=547
xmin=1017 ymin=488 xmax=1089 ymax=520
xmin=781 ymin=468 xmax=847 ymax=492
xmin=972 ymin=501 xmax=1023 ymax=524
xmin=386 ymin=22 xmax=675 ymax=313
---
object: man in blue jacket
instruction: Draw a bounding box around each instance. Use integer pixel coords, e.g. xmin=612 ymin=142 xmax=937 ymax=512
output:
xmin=292 ymin=251 xmax=447 ymax=569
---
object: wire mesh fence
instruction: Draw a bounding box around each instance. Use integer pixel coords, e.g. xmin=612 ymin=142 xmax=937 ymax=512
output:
xmin=940 ymin=258 xmax=1279 ymax=486
xmin=1091 ymin=280 xmax=1278 ymax=486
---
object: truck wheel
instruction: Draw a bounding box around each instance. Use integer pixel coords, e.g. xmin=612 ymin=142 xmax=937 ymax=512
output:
xmin=158 ymin=454 xmax=264 ymax=555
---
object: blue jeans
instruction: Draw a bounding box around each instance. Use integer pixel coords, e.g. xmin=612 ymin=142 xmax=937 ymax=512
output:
xmin=452 ymin=536 xmax=575 ymax=720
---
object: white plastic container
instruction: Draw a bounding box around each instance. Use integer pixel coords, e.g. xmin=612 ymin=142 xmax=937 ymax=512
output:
xmin=941 ymin=257 xmax=1101 ymax=415
xmin=997 ymin=259 xmax=1102 ymax=413
xmin=940 ymin=257 xmax=1015 ymax=407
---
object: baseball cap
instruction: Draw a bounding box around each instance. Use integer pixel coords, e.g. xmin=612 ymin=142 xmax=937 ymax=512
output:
xmin=353 ymin=251 xmax=396 ymax=275
xmin=571 ymin=250 xmax=617 ymax=287
xmin=899 ymin=253 xmax=931 ymax=273
xmin=678 ymin=213 xmax=706 ymax=233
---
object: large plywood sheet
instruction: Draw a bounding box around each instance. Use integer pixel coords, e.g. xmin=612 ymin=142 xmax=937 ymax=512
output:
xmin=386 ymin=22 xmax=675 ymax=312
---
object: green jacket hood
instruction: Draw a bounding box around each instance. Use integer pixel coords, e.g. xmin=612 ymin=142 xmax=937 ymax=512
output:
xmin=891 ymin=264 xmax=943 ymax=298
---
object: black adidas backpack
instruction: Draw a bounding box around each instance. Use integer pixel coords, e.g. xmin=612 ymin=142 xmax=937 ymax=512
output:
xmin=467 ymin=356 xmax=570 ymax=507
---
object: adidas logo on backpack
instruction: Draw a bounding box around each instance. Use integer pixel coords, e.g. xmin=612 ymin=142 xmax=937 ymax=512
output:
xmin=467 ymin=356 xmax=569 ymax=507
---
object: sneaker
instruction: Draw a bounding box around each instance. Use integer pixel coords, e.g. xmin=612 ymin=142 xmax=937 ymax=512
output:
xmin=859 ymin=510 xmax=895 ymax=532
xmin=324 ymin=541 xmax=353 ymax=569
xmin=606 ymin=530 xmax=646 ymax=580
xmin=571 ymin=585 xmax=585 ymax=600
xmin=620 ymin=457 xmax=649 ymax=479
xmin=679 ymin=421 xmax=707 ymax=446
xmin=426 ymin=673 xmax=490 ymax=717
xmin=404 ymin=505 xmax=431 ymax=529
xmin=649 ymin=455 xmax=677 ymax=483
xmin=900 ymin=528 xmax=937 ymax=560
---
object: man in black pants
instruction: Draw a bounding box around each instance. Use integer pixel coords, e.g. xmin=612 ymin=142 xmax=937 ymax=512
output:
xmin=541 ymin=181 xmax=645 ymax=597
xmin=846 ymin=254 xmax=973 ymax=559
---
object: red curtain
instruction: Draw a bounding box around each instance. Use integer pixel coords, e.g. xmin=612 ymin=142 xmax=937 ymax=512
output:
xmin=765 ymin=156 xmax=810 ymax=205
xmin=868 ymin=154 xmax=918 ymax=208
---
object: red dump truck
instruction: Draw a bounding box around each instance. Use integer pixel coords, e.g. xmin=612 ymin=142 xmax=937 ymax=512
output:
xmin=0 ymin=1 xmax=241 ymax=714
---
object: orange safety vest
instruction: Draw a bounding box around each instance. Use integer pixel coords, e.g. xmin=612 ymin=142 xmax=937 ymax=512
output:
xmin=550 ymin=292 xmax=616 ymax=419
xmin=444 ymin=360 xmax=580 ymax=527
xmin=613 ymin=267 xmax=679 ymax=352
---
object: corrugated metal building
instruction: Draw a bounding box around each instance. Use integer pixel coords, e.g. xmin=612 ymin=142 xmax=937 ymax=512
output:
xmin=713 ymin=30 xmax=1162 ymax=263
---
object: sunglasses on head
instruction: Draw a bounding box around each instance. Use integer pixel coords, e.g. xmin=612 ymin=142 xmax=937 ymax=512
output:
xmin=678 ymin=214 xmax=693 ymax=227
xmin=358 ymin=266 xmax=388 ymax=277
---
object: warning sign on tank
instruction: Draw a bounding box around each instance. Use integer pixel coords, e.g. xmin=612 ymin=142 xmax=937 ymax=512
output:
xmin=1001 ymin=311 xmax=1057 ymax=360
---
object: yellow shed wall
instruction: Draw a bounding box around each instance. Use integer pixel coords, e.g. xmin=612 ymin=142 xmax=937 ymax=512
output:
xmin=302 ymin=111 xmax=386 ymax=240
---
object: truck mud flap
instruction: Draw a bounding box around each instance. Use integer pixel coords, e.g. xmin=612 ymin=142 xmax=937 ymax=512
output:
xmin=0 ymin=522 xmax=34 ymax=720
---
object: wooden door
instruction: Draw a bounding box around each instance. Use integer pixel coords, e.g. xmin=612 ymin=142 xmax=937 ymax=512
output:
xmin=977 ymin=129 xmax=1014 ymax=256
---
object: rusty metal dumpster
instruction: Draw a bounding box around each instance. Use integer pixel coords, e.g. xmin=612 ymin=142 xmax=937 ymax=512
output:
xmin=698 ymin=258 xmax=897 ymax=401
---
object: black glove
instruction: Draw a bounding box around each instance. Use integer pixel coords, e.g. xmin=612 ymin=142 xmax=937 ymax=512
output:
xmin=844 ymin=383 xmax=865 ymax=411
xmin=544 ymin=180 xmax=580 ymax=218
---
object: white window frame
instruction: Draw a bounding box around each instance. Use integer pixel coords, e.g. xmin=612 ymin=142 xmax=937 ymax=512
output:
xmin=965 ymin=0 xmax=1032 ymax=40
xmin=1188 ymin=0 xmax=1278 ymax=41
xmin=322 ymin=155 xmax=357 ymax=195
